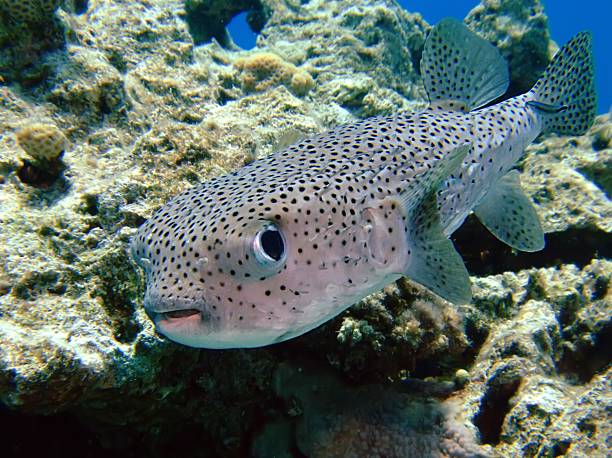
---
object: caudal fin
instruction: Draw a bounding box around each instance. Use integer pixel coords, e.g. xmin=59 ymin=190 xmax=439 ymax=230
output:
xmin=529 ymin=32 xmax=597 ymax=135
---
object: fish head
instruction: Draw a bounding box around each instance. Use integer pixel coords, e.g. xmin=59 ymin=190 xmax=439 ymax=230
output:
xmin=131 ymin=174 xmax=408 ymax=349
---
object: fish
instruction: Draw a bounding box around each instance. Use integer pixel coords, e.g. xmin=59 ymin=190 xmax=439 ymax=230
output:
xmin=130 ymin=18 xmax=596 ymax=349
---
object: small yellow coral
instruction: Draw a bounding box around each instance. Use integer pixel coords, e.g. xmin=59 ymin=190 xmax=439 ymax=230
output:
xmin=234 ymin=52 xmax=313 ymax=96
xmin=16 ymin=123 xmax=67 ymax=163
xmin=290 ymin=71 xmax=314 ymax=96
xmin=454 ymin=369 xmax=470 ymax=387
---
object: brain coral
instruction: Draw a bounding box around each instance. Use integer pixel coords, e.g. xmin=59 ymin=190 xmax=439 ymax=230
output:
xmin=0 ymin=0 xmax=62 ymax=24
xmin=0 ymin=0 xmax=65 ymax=84
xmin=16 ymin=123 xmax=67 ymax=163
xmin=234 ymin=52 xmax=314 ymax=96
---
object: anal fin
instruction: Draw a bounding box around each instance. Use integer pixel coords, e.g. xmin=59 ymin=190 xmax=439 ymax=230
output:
xmin=474 ymin=170 xmax=545 ymax=252
xmin=405 ymin=192 xmax=472 ymax=304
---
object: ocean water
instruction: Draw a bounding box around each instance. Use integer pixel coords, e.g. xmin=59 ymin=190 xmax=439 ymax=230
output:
xmin=229 ymin=0 xmax=612 ymax=113
xmin=0 ymin=1 xmax=610 ymax=457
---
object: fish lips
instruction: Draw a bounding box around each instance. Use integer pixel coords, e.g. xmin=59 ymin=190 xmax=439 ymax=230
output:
xmin=144 ymin=291 xmax=212 ymax=329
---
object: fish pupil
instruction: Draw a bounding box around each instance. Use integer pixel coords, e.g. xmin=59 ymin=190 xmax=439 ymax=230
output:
xmin=260 ymin=228 xmax=284 ymax=261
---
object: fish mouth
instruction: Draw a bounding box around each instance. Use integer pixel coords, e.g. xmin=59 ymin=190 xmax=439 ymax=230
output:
xmin=147 ymin=308 xmax=203 ymax=325
xmin=161 ymin=309 xmax=201 ymax=320
xmin=144 ymin=292 xmax=207 ymax=324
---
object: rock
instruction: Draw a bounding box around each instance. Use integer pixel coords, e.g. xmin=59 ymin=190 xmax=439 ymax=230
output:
xmin=465 ymin=0 xmax=554 ymax=97
xmin=255 ymin=363 xmax=492 ymax=458
xmin=451 ymin=259 xmax=611 ymax=456
xmin=521 ymin=116 xmax=612 ymax=233
xmin=258 ymin=0 xmax=431 ymax=116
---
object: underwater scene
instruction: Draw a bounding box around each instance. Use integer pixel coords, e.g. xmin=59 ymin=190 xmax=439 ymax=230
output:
xmin=0 ymin=0 xmax=610 ymax=457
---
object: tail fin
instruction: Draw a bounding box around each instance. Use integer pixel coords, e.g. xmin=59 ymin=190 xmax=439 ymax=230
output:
xmin=529 ymin=31 xmax=597 ymax=135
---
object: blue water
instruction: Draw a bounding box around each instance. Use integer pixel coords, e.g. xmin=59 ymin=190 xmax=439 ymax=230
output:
xmin=228 ymin=1 xmax=611 ymax=114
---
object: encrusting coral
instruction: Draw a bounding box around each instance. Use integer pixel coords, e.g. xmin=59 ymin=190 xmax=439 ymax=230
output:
xmin=234 ymin=52 xmax=314 ymax=95
xmin=256 ymin=363 xmax=492 ymax=458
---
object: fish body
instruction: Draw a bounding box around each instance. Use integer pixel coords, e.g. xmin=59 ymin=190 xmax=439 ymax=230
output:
xmin=131 ymin=19 xmax=596 ymax=348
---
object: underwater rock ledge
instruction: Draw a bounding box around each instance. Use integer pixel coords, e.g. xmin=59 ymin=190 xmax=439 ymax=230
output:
xmin=0 ymin=0 xmax=609 ymax=456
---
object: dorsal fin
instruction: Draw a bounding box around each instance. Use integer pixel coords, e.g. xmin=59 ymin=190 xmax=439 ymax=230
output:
xmin=420 ymin=18 xmax=509 ymax=111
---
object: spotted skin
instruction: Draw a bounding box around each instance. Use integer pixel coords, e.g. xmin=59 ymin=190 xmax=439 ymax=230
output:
xmin=437 ymin=94 xmax=540 ymax=235
xmin=131 ymin=20 xmax=596 ymax=348
xmin=133 ymin=113 xmax=464 ymax=348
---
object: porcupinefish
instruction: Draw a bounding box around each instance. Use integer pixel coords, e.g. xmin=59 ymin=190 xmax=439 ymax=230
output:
xmin=131 ymin=18 xmax=596 ymax=348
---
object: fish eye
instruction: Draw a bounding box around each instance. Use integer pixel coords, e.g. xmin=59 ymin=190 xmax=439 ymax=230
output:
xmin=253 ymin=223 xmax=286 ymax=266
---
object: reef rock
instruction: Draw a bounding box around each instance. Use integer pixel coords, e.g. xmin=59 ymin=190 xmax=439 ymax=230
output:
xmin=0 ymin=0 xmax=609 ymax=457
xmin=251 ymin=363 xmax=492 ymax=458
xmin=0 ymin=0 xmax=65 ymax=83
xmin=465 ymin=0 xmax=554 ymax=96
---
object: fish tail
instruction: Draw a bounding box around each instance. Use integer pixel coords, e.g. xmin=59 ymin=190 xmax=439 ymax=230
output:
xmin=528 ymin=31 xmax=597 ymax=135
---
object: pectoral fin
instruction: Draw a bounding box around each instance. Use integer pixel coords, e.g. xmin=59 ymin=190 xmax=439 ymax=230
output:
xmin=405 ymin=191 xmax=472 ymax=304
xmin=474 ymin=170 xmax=545 ymax=252
xmin=398 ymin=144 xmax=470 ymax=212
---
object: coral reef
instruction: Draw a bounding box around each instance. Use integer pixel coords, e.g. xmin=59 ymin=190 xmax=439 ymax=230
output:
xmin=0 ymin=0 xmax=65 ymax=83
xmin=521 ymin=114 xmax=612 ymax=233
xmin=0 ymin=0 xmax=62 ymax=24
xmin=257 ymin=0 xmax=431 ymax=117
xmin=465 ymin=0 xmax=553 ymax=96
xmin=234 ymin=52 xmax=314 ymax=95
xmin=252 ymin=363 xmax=491 ymax=458
xmin=0 ymin=0 xmax=608 ymax=457
xmin=454 ymin=260 xmax=611 ymax=457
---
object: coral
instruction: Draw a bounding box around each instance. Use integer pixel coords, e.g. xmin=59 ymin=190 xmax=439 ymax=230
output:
xmin=16 ymin=123 xmax=67 ymax=163
xmin=41 ymin=46 xmax=128 ymax=127
xmin=258 ymin=363 xmax=491 ymax=458
xmin=0 ymin=0 xmax=65 ymax=83
xmin=592 ymin=122 xmax=611 ymax=152
xmin=452 ymin=260 xmax=612 ymax=456
xmin=0 ymin=0 xmax=62 ymax=25
xmin=14 ymin=122 xmax=68 ymax=188
xmin=258 ymin=0 xmax=430 ymax=116
xmin=326 ymin=282 xmax=468 ymax=378
xmin=521 ymin=117 xmax=612 ymax=233
xmin=290 ymin=69 xmax=315 ymax=95
xmin=234 ymin=51 xmax=314 ymax=95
